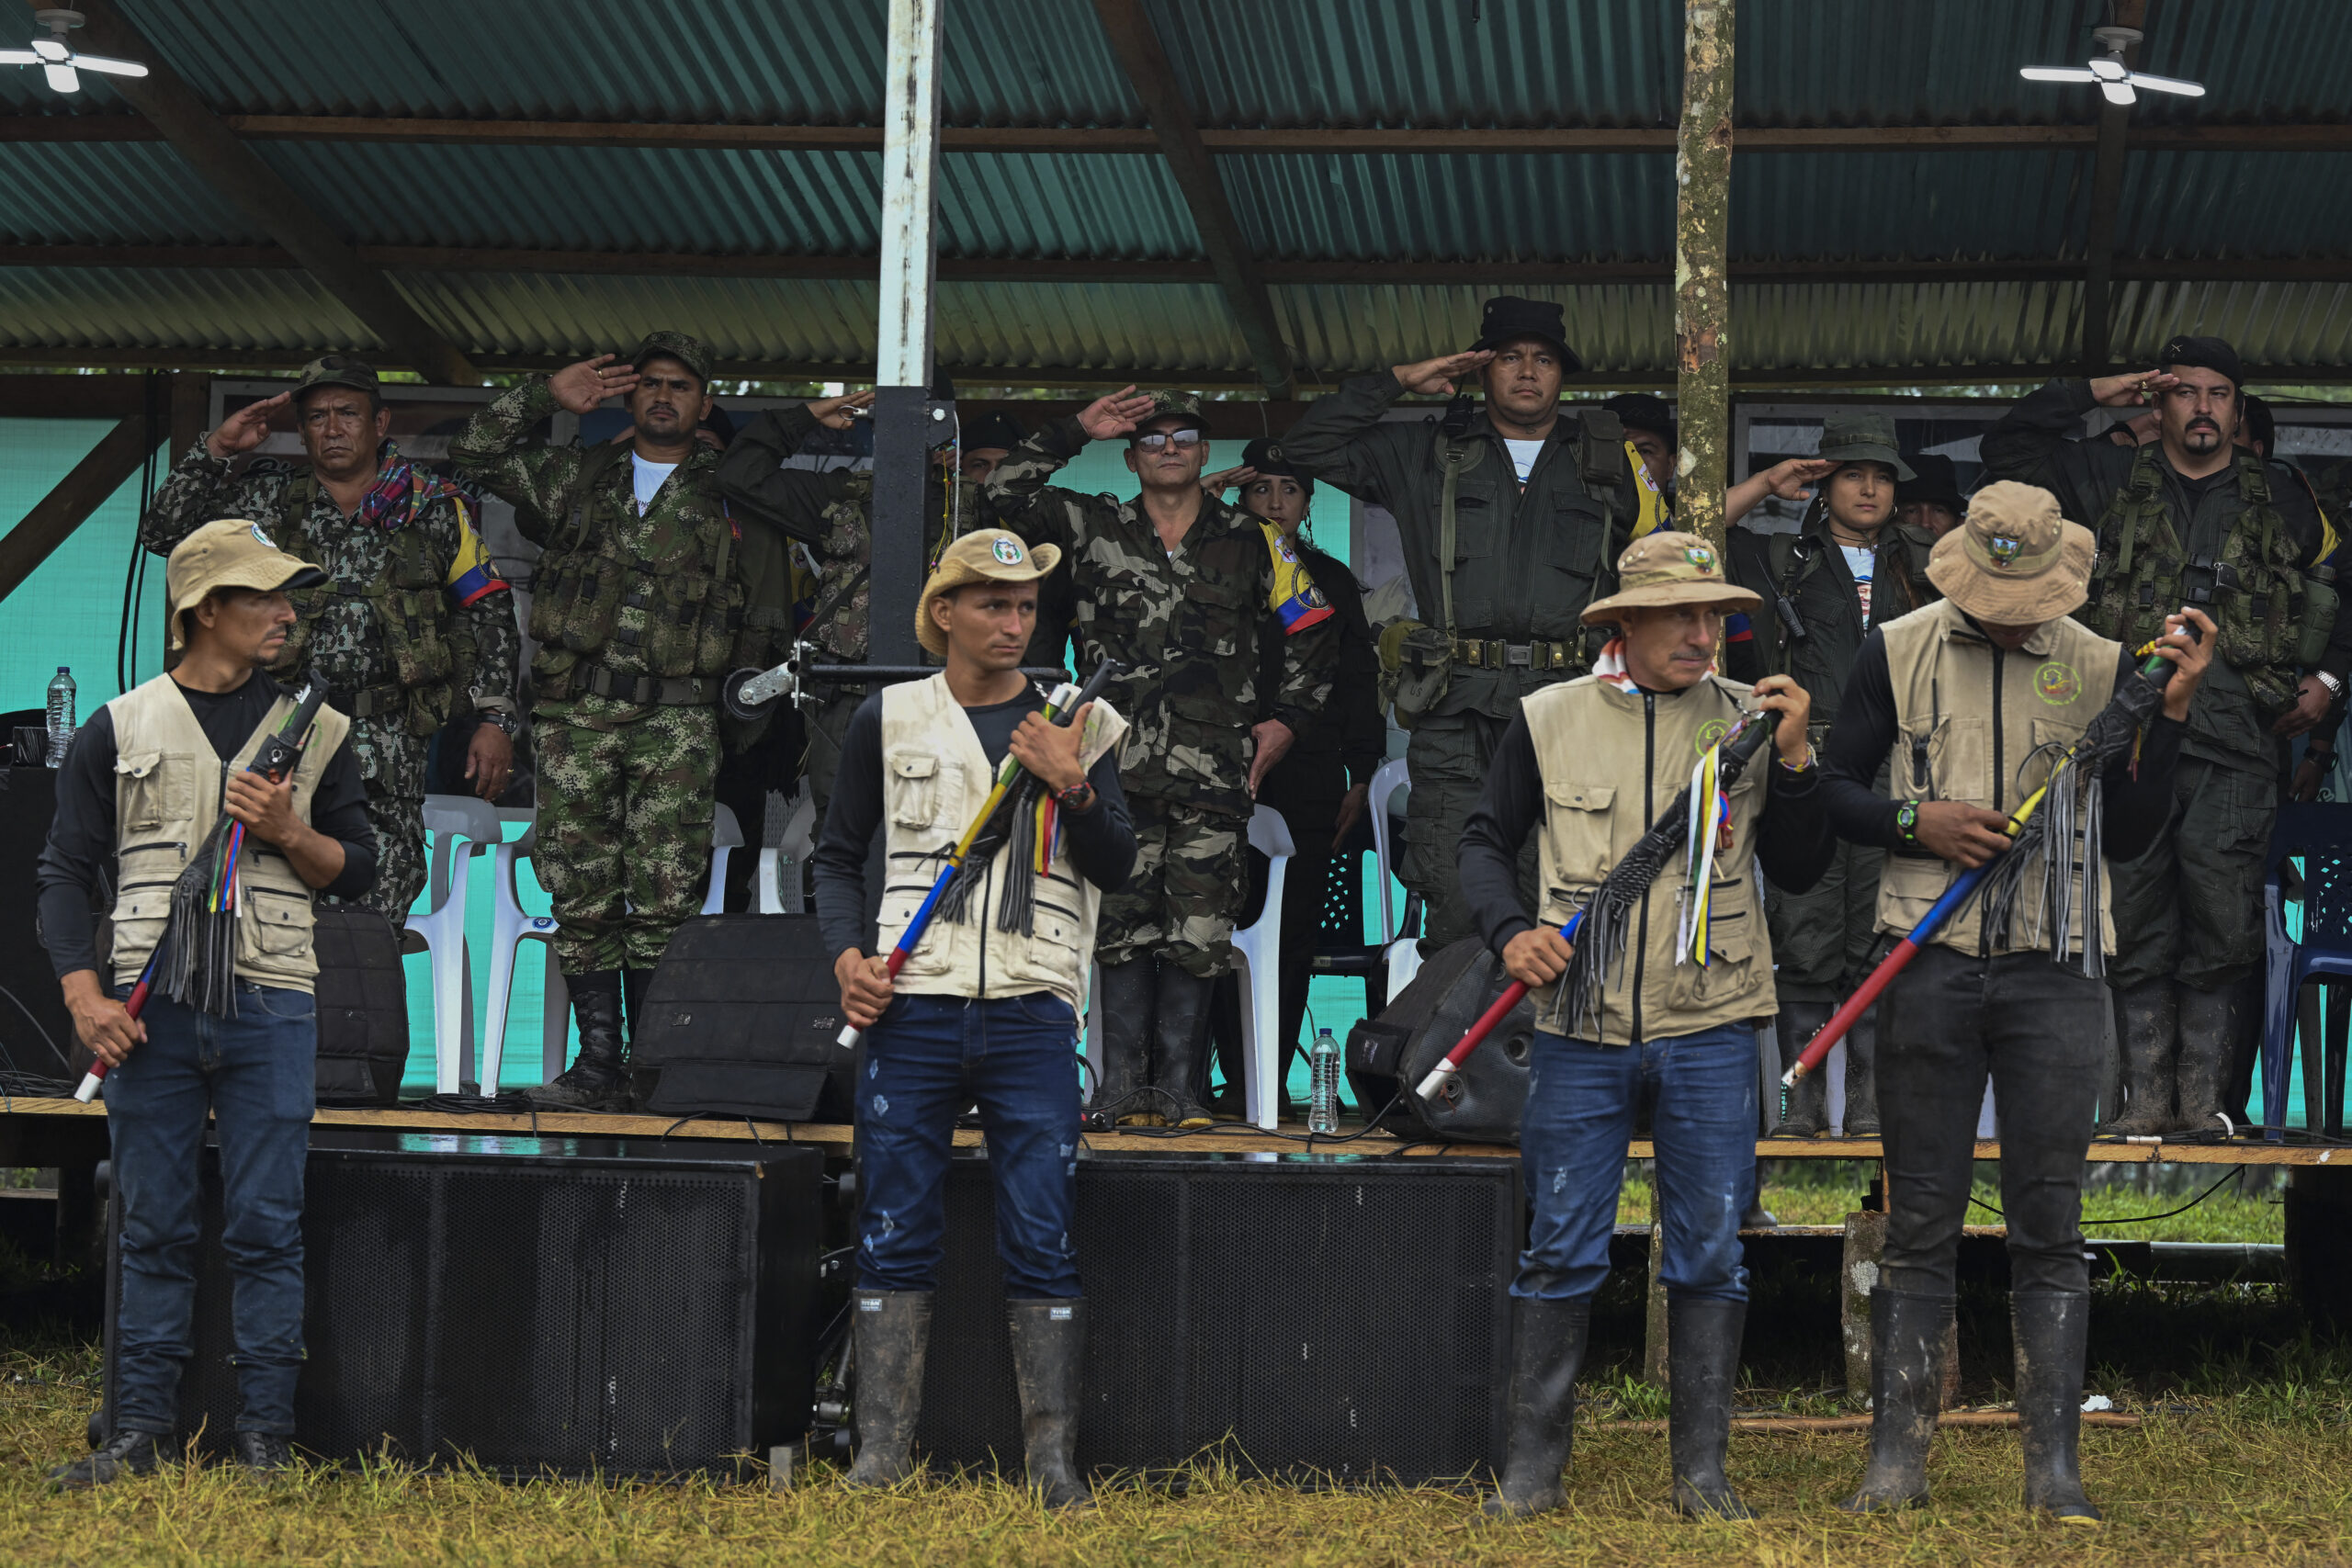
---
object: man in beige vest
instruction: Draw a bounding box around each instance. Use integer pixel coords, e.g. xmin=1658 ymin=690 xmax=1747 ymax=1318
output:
xmin=811 ymin=529 xmax=1135 ymax=1510
xmin=1816 ymin=483 xmax=2210 ymax=1523
xmin=36 ymin=520 xmax=377 ymax=1485
xmin=1458 ymin=531 xmax=1832 ymax=1521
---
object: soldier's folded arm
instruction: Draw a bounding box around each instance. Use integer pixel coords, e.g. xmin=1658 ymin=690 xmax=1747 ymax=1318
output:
xmin=713 ymin=403 xmax=834 ymax=545
xmin=1274 ymin=370 xmax=1423 ymax=513
xmin=450 ymin=378 xmax=582 ymax=543
xmin=981 ymin=416 xmax=1094 ymax=552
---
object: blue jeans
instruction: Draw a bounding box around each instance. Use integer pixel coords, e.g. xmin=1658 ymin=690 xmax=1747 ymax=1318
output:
xmin=856 ymin=991 xmax=1084 ymax=1298
xmin=1515 ymin=1023 xmax=1758 ymax=1303
xmin=104 ymin=982 xmax=316 ymax=1436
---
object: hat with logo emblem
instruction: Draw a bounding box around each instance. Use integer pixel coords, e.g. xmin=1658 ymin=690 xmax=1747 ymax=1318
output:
xmin=1580 ymin=530 xmax=1762 ymax=626
xmin=164 ymin=519 xmax=327 ymax=651
xmin=915 ymin=527 xmax=1065 ymax=657
xmin=1926 ymin=480 xmax=2095 ymax=624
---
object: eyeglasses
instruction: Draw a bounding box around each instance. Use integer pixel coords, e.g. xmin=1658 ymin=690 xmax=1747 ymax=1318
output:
xmin=1131 ymin=428 xmax=1204 ymax=452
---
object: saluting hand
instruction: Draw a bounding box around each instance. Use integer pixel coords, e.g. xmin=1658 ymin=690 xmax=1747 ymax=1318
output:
xmin=1761 ymin=457 xmax=1835 ymax=503
xmin=205 ymin=392 xmax=292 ymax=461
xmin=549 ymin=355 xmax=639 ymax=415
xmin=1390 ymin=351 xmax=1494 ymax=398
xmin=1200 ymin=466 xmax=1257 ymax=495
xmin=1077 ymin=386 xmax=1159 ymax=442
xmin=807 ymin=389 xmax=875 ymax=430
xmin=2088 ymin=370 xmax=2182 ymax=409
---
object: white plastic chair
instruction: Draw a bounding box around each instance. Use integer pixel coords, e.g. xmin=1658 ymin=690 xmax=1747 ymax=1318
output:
xmin=757 ymin=790 xmax=816 ymax=915
xmin=701 ymin=804 xmax=745 ymax=916
xmin=480 ymin=821 xmax=560 ymax=1094
xmin=412 ymin=794 xmax=500 ymax=1094
xmin=1230 ymin=805 xmax=1296 ymax=1131
xmin=1368 ymin=758 xmax=1424 ymax=997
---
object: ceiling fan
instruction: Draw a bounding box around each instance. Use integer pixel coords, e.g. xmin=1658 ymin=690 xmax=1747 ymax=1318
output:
xmin=2021 ymin=25 xmax=2203 ymax=106
xmin=0 ymin=8 xmax=147 ymax=94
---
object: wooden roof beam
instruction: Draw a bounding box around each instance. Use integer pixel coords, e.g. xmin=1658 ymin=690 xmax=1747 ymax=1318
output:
xmin=0 ymin=412 xmax=153 ymax=599
xmin=54 ymin=1 xmax=478 ymax=387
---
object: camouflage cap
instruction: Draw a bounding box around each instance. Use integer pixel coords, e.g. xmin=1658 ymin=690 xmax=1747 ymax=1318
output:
xmin=164 ymin=519 xmax=327 ymax=651
xmin=916 ymin=528 xmax=1065 ymax=658
xmin=1136 ymin=390 xmax=1205 ymax=434
xmin=1580 ymin=531 xmax=1761 ymax=626
xmin=1926 ymin=481 xmax=2094 ymax=626
xmin=1815 ymin=413 xmax=1917 ymax=482
xmin=290 ymin=354 xmax=379 ymax=405
xmin=629 ymin=330 xmax=714 ymax=385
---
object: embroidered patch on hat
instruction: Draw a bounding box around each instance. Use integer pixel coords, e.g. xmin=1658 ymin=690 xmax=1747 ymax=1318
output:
xmin=2034 ymin=660 xmax=2081 ymax=705
xmin=1987 ymin=535 xmax=2023 ymax=567
xmin=249 ymin=523 xmax=277 ymax=548
xmin=991 ymin=537 xmax=1023 ymax=565
xmin=1683 ymin=543 xmax=1717 ymax=571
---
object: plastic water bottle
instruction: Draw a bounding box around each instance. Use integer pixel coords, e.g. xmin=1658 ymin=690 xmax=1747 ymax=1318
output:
xmin=1308 ymin=1028 xmax=1340 ymax=1134
xmin=44 ymin=667 xmax=74 ymax=768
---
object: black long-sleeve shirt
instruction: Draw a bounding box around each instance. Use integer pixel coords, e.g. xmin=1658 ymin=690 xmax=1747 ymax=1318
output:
xmin=36 ymin=672 xmax=378 ymax=980
xmin=1817 ymin=626 xmax=2186 ymax=860
xmin=811 ymin=684 xmax=1136 ymax=959
xmin=1458 ymin=697 xmax=1835 ymax=957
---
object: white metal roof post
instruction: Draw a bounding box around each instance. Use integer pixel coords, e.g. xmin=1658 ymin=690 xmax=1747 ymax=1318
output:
xmin=869 ymin=0 xmax=948 ymax=668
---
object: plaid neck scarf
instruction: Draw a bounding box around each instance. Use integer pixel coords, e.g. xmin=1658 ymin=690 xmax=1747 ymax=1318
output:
xmin=357 ymin=440 xmax=466 ymax=531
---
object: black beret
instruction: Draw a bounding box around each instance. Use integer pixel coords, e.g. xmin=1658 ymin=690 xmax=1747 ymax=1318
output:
xmin=1240 ymin=437 xmax=1313 ymax=493
xmin=2158 ymin=334 xmax=2245 ymax=388
xmin=963 ymin=411 xmax=1027 ymax=451
xmin=1603 ymin=392 xmax=1678 ymax=443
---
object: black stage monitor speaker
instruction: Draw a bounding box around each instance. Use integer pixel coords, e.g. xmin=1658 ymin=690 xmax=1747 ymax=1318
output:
xmin=102 ymin=1130 xmax=824 ymax=1477
xmin=632 ymin=913 xmax=854 ymax=1122
xmin=1347 ymin=936 xmax=1532 ymax=1145
xmin=0 ymin=764 xmax=79 ymax=1085
xmin=912 ymin=1153 xmax=1520 ymax=1483
xmin=311 ymin=908 xmax=410 ymax=1107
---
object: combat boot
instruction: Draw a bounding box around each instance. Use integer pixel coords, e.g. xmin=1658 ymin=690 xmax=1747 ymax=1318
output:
xmin=2012 ymin=1292 xmax=2100 ymax=1525
xmin=1150 ymin=965 xmax=1219 ymax=1128
xmin=47 ymin=1427 xmax=171 ymax=1489
xmin=526 ymin=976 xmax=631 ymax=1111
xmin=1005 ymin=1298 xmax=1093 ymax=1511
xmin=1091 ymin=958 xmax=1159 ymax=1125
xmin=1668 ymin=1298 xmax=1756 ymax=1519
xmin=1771 ymin=1001 xmax=1832 ymax=1137
xmin=2099 ymin=980 xmax=2177 ymax=1135
xmin=1480 ymin=1296 xmax=1589 ymax=1519
xmin=844 ymin=1290 xmax=933 ymax=1488
xmin=2174 ymin=983 xmax=2238 ymax=1135
xmin=1839 ymin=1289 xmax=1951 ymax=1512
xmin=1841 ymin=1003 xmax=1882 ymax=1138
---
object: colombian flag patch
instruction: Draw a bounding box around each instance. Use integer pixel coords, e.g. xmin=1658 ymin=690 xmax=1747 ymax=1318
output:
xmin=1261 ymin=521 xmax=1334 ymax=635
xmin=442 ymin=500 xmax=511 ymax=607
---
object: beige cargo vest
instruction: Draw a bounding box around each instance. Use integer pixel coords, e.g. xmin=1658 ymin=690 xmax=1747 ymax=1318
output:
xmin=106 ymin=674 xmax=352 ymax=994
xmin=1875 ymin=598 xmax=2121 ymax=957
xmin=876 ymin=674 xmax=1127 ymax=1015
xmin=1523 ymin=673 xmax=1776 ymax=1043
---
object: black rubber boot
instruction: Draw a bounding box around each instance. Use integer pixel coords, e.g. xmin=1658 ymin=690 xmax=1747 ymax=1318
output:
xmin=2175 ymin=983 xmax=2238 ymax=1135
xmin=1480 ymin=1296 xmax=1590 ymax=1520
xmin=1151 ymin=965 xmax=1218 ymax=1128
xmin=1771 ymin=1001 xmax=1832 ymax=1137
xmin=845 ymin=1290 xmax=933 ymax=1488
xmin=48 ymin=1428 xmax=171 ymax=1489
xmin=1841 ymin=1004 xmax=1882 ymax=1138
xmin=1091 ymin=958 xmax=1159 ymax=1125
xmin=2013 ymin=1292 xmax=2102 ymax=1526
xmin=2099 ymin=980 xmax=2176 ymax=1135
xmin=527 ymin=975 xmax=631 ymax=1111
xmin=1668 ymin=1298 xmax=1756 ymax=1519
xmin=232 ymin=1431 xmax=295 ymax=1477
xmin=1006 ymin=1298 xmax=1093 ymax=1511
xmin=1839 ymin=1289 xmax=1952 ymax=1512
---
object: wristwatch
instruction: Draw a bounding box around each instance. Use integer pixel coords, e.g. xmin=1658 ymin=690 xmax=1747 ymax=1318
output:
xmin=1894 ymin=800 xmax=1922 ymax=850
xmin=1055 ymin=781 xmax=1097 ymax=815
xmin=2315 ymin=669 xmax=2345 ymax=697
xmin=477 ymin=710 xmax=520 ymax=738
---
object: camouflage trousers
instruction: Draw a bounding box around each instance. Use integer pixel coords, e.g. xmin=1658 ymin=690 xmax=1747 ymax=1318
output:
xmin=535 ymin=706 xmax=719 ymax=975
xmin=322 ymin=714 xmax=428 ymax=928
xmin=1096 ymin=795 xmax=1245 ymax=978
xmin=2107 ymin=753 xmax=2275 ymax=993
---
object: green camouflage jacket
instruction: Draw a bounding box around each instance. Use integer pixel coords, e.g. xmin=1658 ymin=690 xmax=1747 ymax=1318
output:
xmin=986 ymin=416 xmax=1339 ymax=815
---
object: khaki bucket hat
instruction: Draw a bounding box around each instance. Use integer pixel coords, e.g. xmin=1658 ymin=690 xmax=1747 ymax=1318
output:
xmin=1926 ymin=480 xmax=2095 ymax=625
xmin=165 ymin=519 xmax=326 ymax=650
xmin=916 ymin=528 xmax=1063 ymax=658
xmin=1581 ymin=530 xmax=1761 ymax=626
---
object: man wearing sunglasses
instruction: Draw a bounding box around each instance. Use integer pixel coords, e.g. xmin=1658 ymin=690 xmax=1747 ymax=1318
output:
xmin=987 ymin=389 xmax=1338 ymax=1127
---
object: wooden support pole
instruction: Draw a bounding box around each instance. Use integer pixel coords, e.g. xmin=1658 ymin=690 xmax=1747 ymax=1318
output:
xmin=1674 ymin=0 xmax=1736 ymax=558
xmin=2078 ymin=1 xmax=2150 ymax=374
xmin=0 ymin=416 xmax=155 ymax=601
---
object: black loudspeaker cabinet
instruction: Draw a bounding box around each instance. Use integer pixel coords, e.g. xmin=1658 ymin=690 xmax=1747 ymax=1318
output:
xmin=912 ymin=1153 xmax=1520 ymax=1483
xmin=311 ymin=908 xmax=410 ymax=1106
xmin=632 ymin=914 xmax=854 ymax=1122
xmin=1346 ymin=936 xmax=1533 ymax=1145
xmin=102 ymin=1131 xmax=824 ymax=1477
xmin=0 ymin=764 xmax=79 ymax=1083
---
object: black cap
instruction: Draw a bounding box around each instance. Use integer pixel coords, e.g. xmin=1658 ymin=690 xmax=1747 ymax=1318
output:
xmin=963 ymin=411 xmax=1027 ymax=452
xmin=1896 ymin=452 xmax=1965 ymax=513
xmin=1603 ymin=391 xmax=1676 ymax=444
xmin=1469 ymin=295 xmax=1581 ymax=370
xmin=1240 ymin=437 xmax=1313 ymax=495
xmin=2158 ymin=333 xmax=2245 ymax=389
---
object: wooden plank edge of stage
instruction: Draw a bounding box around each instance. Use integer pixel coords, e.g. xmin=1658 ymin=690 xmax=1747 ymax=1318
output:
xmin=3 ymin=1097 xmax=2348 ymax=1164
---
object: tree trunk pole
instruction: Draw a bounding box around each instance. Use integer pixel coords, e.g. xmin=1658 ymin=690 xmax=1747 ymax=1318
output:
xmin=1675 ymin=0 xmax=1736 ymax=558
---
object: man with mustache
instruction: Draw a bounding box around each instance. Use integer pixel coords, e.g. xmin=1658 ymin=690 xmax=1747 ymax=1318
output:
xmin=143 ymin=356 xmax=522 ymax=930
xmin=457 ymin=332 xmax=780 ymax=1110
xmin=1984 ymin=335 xmax=2352 ymax=1134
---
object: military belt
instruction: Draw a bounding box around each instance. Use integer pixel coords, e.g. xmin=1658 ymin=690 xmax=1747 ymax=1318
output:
xmin=545 ymin=668 xmax=715 ymax=706
xmin=337 ymin=680 xmax=407 ymax=719
xmin=1450 ymin=637 xmax=1577 ymax=671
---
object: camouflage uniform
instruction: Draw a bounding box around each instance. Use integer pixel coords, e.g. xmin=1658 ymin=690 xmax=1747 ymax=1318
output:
xmin=143 ymin=432 xmax=520 ymax=928
xmin=452 ymin=367 xmax=754 ymax=978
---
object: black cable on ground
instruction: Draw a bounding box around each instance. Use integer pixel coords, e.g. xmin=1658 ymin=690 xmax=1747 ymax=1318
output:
xmin=1967 ymin=1163 xmax=2245 ymax=1225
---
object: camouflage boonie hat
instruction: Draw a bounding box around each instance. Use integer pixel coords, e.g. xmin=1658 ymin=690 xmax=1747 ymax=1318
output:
xmin=1580 ymin=530 xmax=1762 ymax=626
xmin=916 ymin=528 xmax=1065 ymax=658
xmin=629 ymin=330 xmax=714 ymax=385
xmin=1138 ymin=390 xmax=1205 ymax=433
xmin=1816 ymin=413 xmax=1917 ymax=482
xmin=289 ymin=354 xmax=379 ymax=405
xmin=1927 ymin=480 xmax=2094 ymax=625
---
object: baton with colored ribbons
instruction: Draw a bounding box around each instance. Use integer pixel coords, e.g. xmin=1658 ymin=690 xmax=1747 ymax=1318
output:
xmin=836 ymin=658 xmax=1124 ymax=1050
xmin=1784 ymin=628 xmax=2193 ymax=1088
